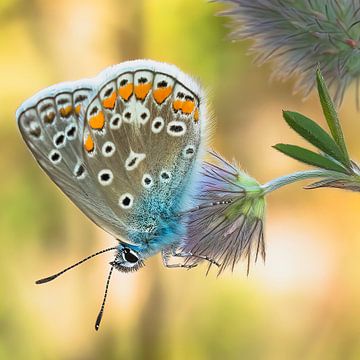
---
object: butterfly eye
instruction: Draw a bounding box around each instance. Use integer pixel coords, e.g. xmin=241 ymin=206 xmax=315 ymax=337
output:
xmin=122 ymin=248 xmax=139 ymax=263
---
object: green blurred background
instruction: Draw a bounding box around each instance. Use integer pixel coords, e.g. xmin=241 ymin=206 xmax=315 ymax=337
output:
xmin=2 ymin=0 xmax=360 ymax=359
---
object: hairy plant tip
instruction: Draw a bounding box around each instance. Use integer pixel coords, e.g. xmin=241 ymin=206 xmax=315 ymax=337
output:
xmin=215 ymin=0 xmax=360 ymax=107
xmin=180 ymin=151 xmax=266 ymax=275
xmin=305 ymin=161 xmax=360 ymax=191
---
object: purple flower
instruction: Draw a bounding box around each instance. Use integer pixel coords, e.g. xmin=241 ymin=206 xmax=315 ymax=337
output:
xmin=215 ymin=0 xmax=360 ymax=107
xmin=180 ymin=151 xmax=266 ymax=275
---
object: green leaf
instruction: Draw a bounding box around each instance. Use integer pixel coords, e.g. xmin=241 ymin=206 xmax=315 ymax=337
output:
xmin=273 ymin=144 xmax=350 ymax=174
xmin=282 ymin=110 xmax=348 ymax=166
xmin=316 ymin=68 xmax=351 ymax=166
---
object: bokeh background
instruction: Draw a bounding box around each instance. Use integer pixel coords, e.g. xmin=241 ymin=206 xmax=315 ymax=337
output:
xmin=2 ymin=0 xmax=360 ymax=359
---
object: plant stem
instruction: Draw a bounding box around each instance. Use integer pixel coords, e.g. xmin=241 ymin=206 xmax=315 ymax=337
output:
xmin=261 ymin=169 xmax=348 ymax=195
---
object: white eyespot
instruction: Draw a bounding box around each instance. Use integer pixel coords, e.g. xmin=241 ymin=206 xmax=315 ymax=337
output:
xmin=125 ymin=150 xmax=146 ymax=171
xmin=98 ymin=169 xmax=113 ymax=186
xmin=65 ymin=123 xmax=77 ymax=140
xmin=53 ymin=131 xmax=66 ymax=148
xmin=167 ymin=121 xmax=187 ymax=137
xmin=73 ymin=163 xmax=86 ymax=179
xmin=119 ymin=193 xmax=134 ymax=209
xmin=183 ymin=145 xmax=195 ymax=159
xmin=160 ymin=170 xmax=171 ymax=183
xmin=137 ymin=107 xmax=150 ymax=125
xmin=49 ymin=149 xmax=62 ymax=164
xmin=122 ymin=107 xmax=135 ymax=123
xmin=110 ymin=114 xmax=122 ymax=129
xmin=102 ymin=141 xmax=116 ymax=157
xmin=142 ymin=173 xmax=153 ymax=189
xmin=151 ymin=117 xmax=164 ymax=134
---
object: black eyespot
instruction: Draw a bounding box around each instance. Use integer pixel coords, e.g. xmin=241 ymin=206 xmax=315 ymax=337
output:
xmin=39 ymin=103 xmax=51 ymax=112
xmin=157 ymin=80 xmax=168 ymax=88
xmin=138 ymin=77 xmax=147 ymax=84
xmin=144 ymin=177 xmax=151 ymax=185
xmin=154 ymin=121 xmax=161 ymax=129
xmin=124 ymin=249 xmax=138 ymax=263
xmin=66 ymin=125 xmax=76 ymax=138
xmin=140 ymin=112 xmax=147 ymax=120
xmin=111 ymin=116 xmax=121 ymax=127
xmin=128 ymin=157 xmax=137 ymax=167
xmin=75 ymin=94 xmax=87 ymax=103
xmin=57 ymin=98 xmax=68 ymax=105
xmin=104 ymin=87 xmax=113 ymax=97
xmin=170 ymin=125 xmax=184 ymax=133
xmin=124 ymin=112 xmax=131 ymax=119
xmin=120 ymin=79 xmax=128 ymax=86
xmin=75 ymin=164 xmax=85 ymax=177
xmin=177 ymin=92 xmax=185 ymax=99
xmin=55 ymin=134 xmax=65 ymax=146
xmin=105 ymin=145 xmax=112 ymax=153
xmin=90 ymin=106 xmax=98 ymax=115
xmin=186 ymin=147 xmax=194 ymax=154
xmin=51 ymin=152 xmax=60 ymax=162
xmin=100 ymin=173 xmax=110 ymax=181
xmin=122 ymin=196 xmax=131 ymax=206
xmin=161 ymin=172 xmax=170 ymax=180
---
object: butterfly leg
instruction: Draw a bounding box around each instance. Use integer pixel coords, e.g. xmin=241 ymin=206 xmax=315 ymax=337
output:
xmin=161 ymin=251 xmax=198 ymax=269
xmin=172 ymin=252 xmax=221 ymax=267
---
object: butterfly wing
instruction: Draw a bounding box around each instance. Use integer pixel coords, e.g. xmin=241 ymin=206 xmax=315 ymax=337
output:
xmin=16 ymin=79 xmax=129 ymax=239
xmin=81 ymin=60 xmax=206 ymax=250
xmin=17 ymin=60 xmax=208 ymax=252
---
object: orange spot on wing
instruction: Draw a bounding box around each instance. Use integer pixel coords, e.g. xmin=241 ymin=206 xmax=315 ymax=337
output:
xmin=89 ymin=111 xmax=105 ymax=130
xmin=84 ymin=135 xmax=94 ymax=152
xmin=182 ymin=100 xmax=195 ymax=114
xmin=153 ymin=86 xmax=172 ymax=104
xmin=119 ymin=83 xmax=133 ymax=101
xmin=102 ymin=91 xmax=117 ymax=109
xmin=44 ymin=111 xmax=55 ymax=123
xmin=194 ymin=108 xmax=199 ymax=122
xmin=75 ymin=104 xmax=81 ymax=115
xmin=59 ymin=105 xmax=73 ymax=117
xmin=173 ymin=100 xmax=183 ymax=111
xmin=134 ymin=83 xmax=152 ymax=100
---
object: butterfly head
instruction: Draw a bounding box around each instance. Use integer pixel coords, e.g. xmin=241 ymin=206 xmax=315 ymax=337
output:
xmin=111 ymin=244 xmax=145 ymax=273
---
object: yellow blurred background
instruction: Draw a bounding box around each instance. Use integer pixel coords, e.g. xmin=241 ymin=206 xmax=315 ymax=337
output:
xmin=2 ymin=0 xmax=360 ymax=359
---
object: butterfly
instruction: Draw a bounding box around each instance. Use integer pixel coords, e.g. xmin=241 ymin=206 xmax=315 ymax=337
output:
xmin=16 ymin=59 xmax=265 ymax=330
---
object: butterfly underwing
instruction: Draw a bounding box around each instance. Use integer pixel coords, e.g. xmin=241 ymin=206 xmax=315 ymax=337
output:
xmin=16 ymin=60 xmax=209 ymax=272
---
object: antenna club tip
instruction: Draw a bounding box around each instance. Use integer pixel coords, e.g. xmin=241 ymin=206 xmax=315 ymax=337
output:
xmin=35 ymin=275 xmax=58 ymax=284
